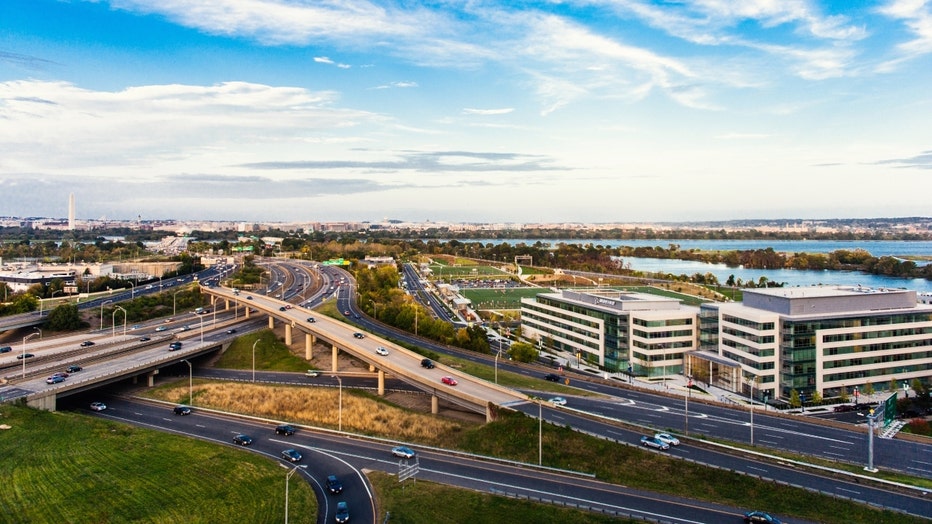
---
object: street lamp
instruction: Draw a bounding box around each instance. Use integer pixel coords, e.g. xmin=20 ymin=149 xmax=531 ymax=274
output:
xmin=112 ymin=306 xmax=127 ymax=338
xmin=100 ymin=299 xmax=113 ymax=331
xmin=538 ymin=397 xmax=543 ymax=465
xmin=252 ymin=340 xmax=259 ymax=382
xmin=747 ymin=375 xmax=758 ymax=446
xmin=181 ymin=359 xmax=193 ymax=405
xmin=195 ymin=313 xmax=204 ymax=344
xmin=128 ymin=280 xmax=135 ymax=299
xmin=22 ymin=332 xmax=40 ymax=378
xmin=494 ymin=348 xmax=501 ymax=384
xmin=333 ymin=375 xmax=343 ymax=431
xmin=283 ymin=464 xmax=307 ymax=524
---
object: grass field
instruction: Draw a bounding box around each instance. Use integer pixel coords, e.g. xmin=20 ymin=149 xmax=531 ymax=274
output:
xmin=428 ymin=263 xmax=512 ymax=279
xmin=461 ymin=287 xmax=550 ymax=310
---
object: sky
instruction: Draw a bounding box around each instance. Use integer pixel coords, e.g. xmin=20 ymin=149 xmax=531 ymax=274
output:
xmin=1 ymin=1 xmax=931 ymax=224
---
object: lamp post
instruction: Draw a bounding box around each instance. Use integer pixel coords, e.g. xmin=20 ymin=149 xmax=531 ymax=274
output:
xmin=196 ymin=313 xmax=204 ymax=344
xmin=112 ymin=306 xmax=127 ymax=338
xmin=538 ymin=398 xmax=543 ymax=465
xmin=181 ymin=359 xmax=193 ymax=405
xmin=283 ymin=464 xmax=307 ymax=524
xmin=748 ymin=376 xmax=756 ymax=446
xmin=100 ymin=299 xmax=113 ymax=331
xmin=685 ymin=376 xmax=692 ymax=435
xmin=128 ymin=280 xmax=135 ymax=299
xmin=494 ymin=348 xmax=501 ymax=384
xmin=333 ymin=375 xmax=343 ymax=431
xmin=22 ymin=332 xmax=40 ymax=378
xmin=252 ymin=340 xmax=259 ymax=382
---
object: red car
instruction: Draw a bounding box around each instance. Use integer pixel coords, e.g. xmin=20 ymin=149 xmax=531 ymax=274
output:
xmin=441 ymin=376 xmax=457 ymax=386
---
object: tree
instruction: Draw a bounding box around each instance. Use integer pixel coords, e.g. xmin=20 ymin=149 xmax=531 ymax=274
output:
xmin=810 ymin=391 xmax=822 ymax=405
xmin=45 ymin=304 xmax=88 ymax=331
xmin=789 ymin=389 xmax=801 ymax=408
xmin=508 ymin=342 xmax=538 ymax=363
xmin=838 ymin=386 xmax=849 ymax=403
xmin=863 ymin=382 xmax=875 ymax=397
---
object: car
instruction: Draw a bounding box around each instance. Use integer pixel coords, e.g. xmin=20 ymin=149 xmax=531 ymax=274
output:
xmin=232 ymin=434 xmax=253 ymax=446
xmin=279 ymin=306 xmax=287 ymax=311
xmin=168 ymin=342 xmax=183 ymax=351
xmin=640 ymin=435 xmax=669 ymax=450
xmin=155 ymin=326 xmax=167 ymax=332
xmin=744 ymin=511 xmax=782 ymax=524
xmin=89 ymin=401 xmax=107 ymax=411
xmin=352 ymin=332 xmax=364 ymax=339
xmin=306 ymin=317 xmax=316 ymax=323
xmin=441 ymin=376 xmax=458 ymax=386
xmin=285 ymin=305 xmax=293 ymax=309
xmin=543 ymin=373 xmax=561 ymax=382
xmin=46 ymin=375 xmax=65 ymax=384
xmin=325 ymin=475 xmax=343 ymax=494
xmin=172 ymin=405 xmax=192 ymax=416
xmin=335 ymin=501 xmax=349 ymax=523
xmin=0 ymin=346 xmax=13 ymax=353
xmin=131 ymin=324 xmax=141 ymax=330
xmin=654 ymin=433 xmax=680 ymax=446
xmin=80 ymin=340 xmax=95 ymax=347
xmin=549 ymin=396 xmax=567 ymax=406
xmin=17 ymin=353 xmax=34 ymax=359
xmin=375 ymin=346 xmax=389 ymax=356
xmin=344 ymin=310 xmax=351 ymax=316
xmin=275 ymin=424 xmax=296 ymax=436
xmin=391 ymin=446 xmax=416 ymax=459
xmin=51 ymin=372 xmax=69 ymax=379
xmin=305 ymin=370 xmax=320 ymax=378
xmin=353 ymin=314 xmax=360 ymax=319
xmin=281 ymin=449 xmax=302 ymax=463
xmin=246 ymin=295 xmax=253 ymax=300
xmin=139 ymin=336 xmax=151 ymax=342
xmin=225 ymin=329 xmax=237 ymax=334
xmin=420 ymin=358 xmax=434 ymax=369
xmin=66 ymin=365 xmax=82 ymax=373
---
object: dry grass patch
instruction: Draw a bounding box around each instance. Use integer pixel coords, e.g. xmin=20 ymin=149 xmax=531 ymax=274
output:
xmin=144 ymin=380 xmax=472 ymax=445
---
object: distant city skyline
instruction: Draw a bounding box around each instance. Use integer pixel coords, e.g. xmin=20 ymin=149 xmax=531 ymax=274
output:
xmin=2 ymin=1 xmax=931 ymax=223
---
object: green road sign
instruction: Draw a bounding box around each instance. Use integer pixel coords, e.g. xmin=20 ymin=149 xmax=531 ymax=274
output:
xmin=883 ymin=391 xmax=897 ymax=426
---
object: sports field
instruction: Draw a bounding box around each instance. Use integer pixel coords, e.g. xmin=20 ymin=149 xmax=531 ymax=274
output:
xmin=462 ymin=287 xmax=552 ymax=310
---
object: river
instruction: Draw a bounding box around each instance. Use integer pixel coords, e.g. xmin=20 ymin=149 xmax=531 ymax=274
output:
xmin=442 ymin=238 xmax=932 ymax=293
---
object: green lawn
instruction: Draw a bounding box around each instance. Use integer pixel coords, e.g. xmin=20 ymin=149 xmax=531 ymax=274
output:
xmin=462 ymin=286 xmax=551 ymax=310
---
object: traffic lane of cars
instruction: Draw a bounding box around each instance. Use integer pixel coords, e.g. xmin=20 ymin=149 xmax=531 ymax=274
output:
xmin=85 ymin=397 xmax=374 ymax=524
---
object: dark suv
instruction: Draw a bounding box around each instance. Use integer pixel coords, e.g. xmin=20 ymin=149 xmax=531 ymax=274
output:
xmin=325 ymin=475 xmax=343 ymax=494
xmin=544 ymin=373 xmax=561 ymax=382
xmin=275 ymin=424 xmax=296 ymax=436
xmin=420 ymin=358 xmax=435 ymax=369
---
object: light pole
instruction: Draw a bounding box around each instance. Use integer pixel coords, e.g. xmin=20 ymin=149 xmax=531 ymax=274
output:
xmin=538 ymin=398 xmax=543 ymax=465
xmin=112 ymin=305 xmax=127 ymax=338
xmin=181 ymin=359 xmax=193 ymax=405
xmin=494 ymin=348 xmax=501 ymax=384
xmin=100 ymin=299 xmax=113 ymax=331
xmin=747 ymin=375 xmax=757 ymax=446
xmin=333 ymin=375 xmax=343 ymax=431
xmin=252 ymin=340 xmax=259 ymax=382
xmin=196 ymin=313 xmax=204 ymax=344
xmin=128 ymin=280 xmax=135 ymax=299
xmin=283 ymin=464 xmax=307 ymax=524
xmin=684 ymin=376 xmax=692 ymax=435
xmin=22 ymin=332 xmax=40 ymax=378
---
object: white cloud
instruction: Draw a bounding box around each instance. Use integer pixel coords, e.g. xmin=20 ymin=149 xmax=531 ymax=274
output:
xmin=462 ymin=108 xmax=514 ymax=115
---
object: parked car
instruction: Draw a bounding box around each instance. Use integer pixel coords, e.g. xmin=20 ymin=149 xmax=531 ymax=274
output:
xmin=232 ymin=434 xmax=253 ymax=446
xmin=281 ymin=449 xmax=302 ymax=463
xmin=654 ymin=433 xmax=680 ymax=446
xmin=549 ymin=396 xmax=567 ymax=406
xmin=441 ymin=376 xmax=458 ymax=386
xmin=375 ymin=346 xmax=389 ymax=356
xmin=744 ymin=511 xmax=782 ymax=524
xmin=89 ymin=401 xmax=107 ymax=411
xmin=335 ymin=501 xmax=350 ymax=523
xmin=420 ymin=358 xmax=435 ymax=369
xmin=325 ymin=474 xmax=343 ymax=494
xmin=275 ymin=424 xmax=296 ymax=436
xmin=391 ymin=446 xmax=415 ymax=459
xmin=66 ymin=365 xmax=82 ymax=373
xmin=46 ymin=375 xmax=65 ymax=384
xmin=352 ymin=332 xmax=364 ymax=339
xmin=80 ymin=340 xmax=95 ymax=347
xmin=543 ymin=373 xmax=561 ymax=382
xmin=173 ymin=405 xmax=192 ymax=416
xmin=640 ymin=435 xmax=669 ymax=450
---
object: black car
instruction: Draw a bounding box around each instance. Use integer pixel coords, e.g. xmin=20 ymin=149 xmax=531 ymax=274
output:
xmin=0 ymin=346 xmax=12 ymax=353
xmin=168 ymin=342 xmax=183 ymax=351
xmin=80 ymin=340 xmax=95 ymax=347
xmin=226 ymin=329 xmax=237 ymax=334
xmin=279 ymin=306 xmax=287 ymax=311
xmin=281 ymin=449 xmax=302 ymax=463
xmin=544 ymin=373 xmax=561 ymax=382
xmin=420 ymin=358 xmax=435 ymax=369
xmin=325 ymin=474 xmax=343 ymax=494
xmin=17 ymin=353 xmax=34 ymax=359
xmin=139 ymin=336 xmax=151 ymax=342
xmin=306 ymin=317 xmax=316 ymax=323
xmin=335 ymin=501 xmax=349 ymax=523
xmin=172 ymin=405 xmax=192 ymax=416
xmin=66 ymin=365 xmax=83 ymax=373
xmin=232 ymin=434 xmax=253 ymax=446
xmin=352 ymin=332 xmax=364 ymax=339
xmin=275 ymin=424 xmax=296 ymax=436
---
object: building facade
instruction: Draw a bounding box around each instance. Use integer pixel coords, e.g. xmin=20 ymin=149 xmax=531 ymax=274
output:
xmin=521 ymin=289 xmax=698 ymax=376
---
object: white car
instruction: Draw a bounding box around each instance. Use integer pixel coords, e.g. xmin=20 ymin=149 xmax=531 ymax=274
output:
xmin=90 ymin=402 xmax=107 ymax=412
xmin=375 ymin=346 xmax=389 ymax=356
xmin=654 ymin=432 xmax=680 ymax=446
xmin=548 ymin=397 xmax=567 ymax=406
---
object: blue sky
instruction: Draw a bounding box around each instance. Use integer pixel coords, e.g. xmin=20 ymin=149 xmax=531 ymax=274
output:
xmin=1 ymin=1 xmax=930 ymax=224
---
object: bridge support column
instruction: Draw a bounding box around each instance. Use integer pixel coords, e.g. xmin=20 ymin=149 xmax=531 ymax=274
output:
xmin=331 ymin=344 xmax=339 ymax=373
xmin=305 ymin=333 xmax=313 ymax=360
xmin=146 ymin=369 xmax=159 ymax=387
xmin=284 ymin=323 xmax=292 ymax=346
xmin=486 ymin=404 xmax=494 ymax=423
xmin=431 ymin=395 xmax=439 ymax=415
xmin=245 ymin=307 xmax=251 ymax=319
xmin=224 ymin=298 xmax=231 ymax=311
xmin=268 ymin=316 xmax=275 ymax=329
xmin=378 ymin=369 xmax=385 ymax=396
